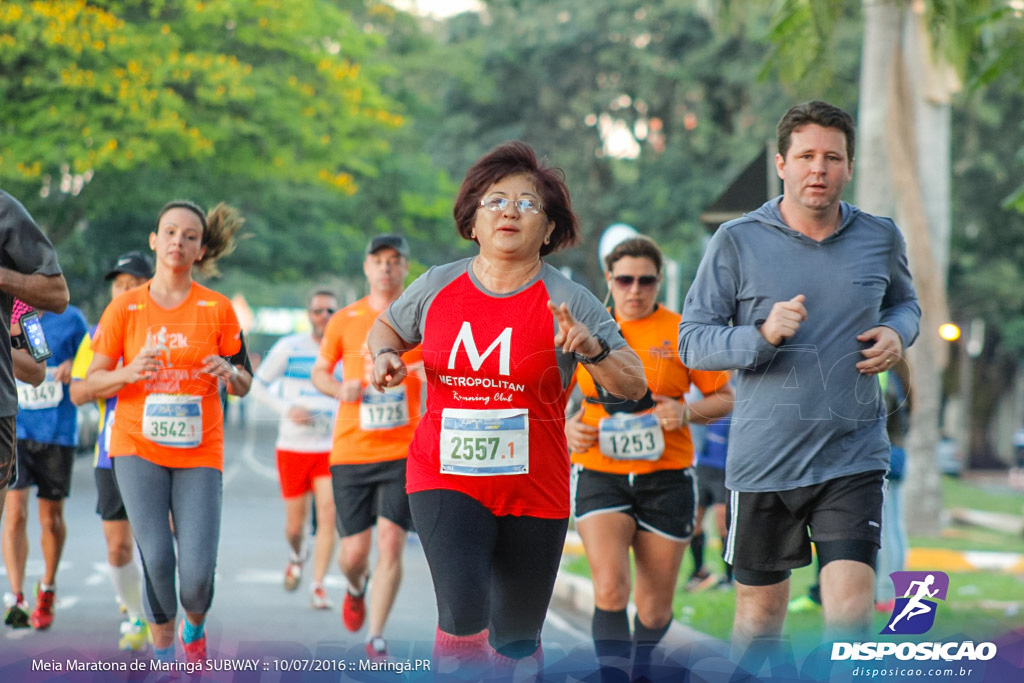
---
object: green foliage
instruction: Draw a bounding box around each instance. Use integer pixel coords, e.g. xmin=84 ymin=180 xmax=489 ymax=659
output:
xmin=1 ymin=0 xmax=459 ymax=311
xmin=565 ymin=474 xmax=1023 ymax=643
xmin=949 ymin=72 xmax=1024 ymax=370
xmin=0 ymin=0 xmax=399 ymax=198
xmin=425 ymin=0 xmax=834 ymax=288
xmin=759 ymin=0 xmax=860 ymax=95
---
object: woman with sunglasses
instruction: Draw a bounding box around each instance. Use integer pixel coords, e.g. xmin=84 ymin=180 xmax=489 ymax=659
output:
xmin=565 ymin=235 xmax=734 ymax=681
xmin=366 ymin=141 xmax=646 ymax=678
xmin=86 ymin=200 xmax=250 ymax=665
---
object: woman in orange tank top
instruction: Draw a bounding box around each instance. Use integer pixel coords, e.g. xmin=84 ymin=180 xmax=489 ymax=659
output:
xmin=86 ymin=200 xmax=250 ymax=666
xmin=566 ymin=235 xmax=733 ymax=680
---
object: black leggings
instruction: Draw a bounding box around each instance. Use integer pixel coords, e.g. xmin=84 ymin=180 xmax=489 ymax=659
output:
xmin=410 ymin=489 xmax=568 ymax=658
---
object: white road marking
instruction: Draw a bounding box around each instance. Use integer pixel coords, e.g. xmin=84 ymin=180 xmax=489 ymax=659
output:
xmin=544 ymin=609 xmax=588 ymax=642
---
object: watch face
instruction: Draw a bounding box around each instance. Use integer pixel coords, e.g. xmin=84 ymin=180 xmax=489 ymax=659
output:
xmin=19 ymin=312 xmax=52 ymax=362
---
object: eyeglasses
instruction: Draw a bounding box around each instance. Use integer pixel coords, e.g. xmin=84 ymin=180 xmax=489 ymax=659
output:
xmin=479 ymin=196 xmax=543 ymax=215
xmin=611 ymin=275 xmax=659 ymax=289
xmin=309 ymin=308 xmax=336 ymax=316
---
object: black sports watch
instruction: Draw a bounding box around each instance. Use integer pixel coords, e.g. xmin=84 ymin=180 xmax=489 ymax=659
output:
xmin=574 ymin=335 xmax=611 ymax=365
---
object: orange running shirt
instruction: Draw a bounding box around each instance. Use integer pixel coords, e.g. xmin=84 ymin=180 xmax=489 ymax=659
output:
xmin=91 ymin=282 xmax=241 ymax=471
xmin=572 ymin=305 xmax=729 ymax=474
xmin=318 ymin=297 xmax=422 ymax=466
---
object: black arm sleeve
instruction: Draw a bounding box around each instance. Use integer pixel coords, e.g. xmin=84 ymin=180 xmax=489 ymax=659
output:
xmin=224 ymin=331 xmax=253 ymax=375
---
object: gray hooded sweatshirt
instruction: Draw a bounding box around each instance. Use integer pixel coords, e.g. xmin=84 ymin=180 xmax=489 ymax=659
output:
xmin=678 ymin=198 xmax=920 ymax=492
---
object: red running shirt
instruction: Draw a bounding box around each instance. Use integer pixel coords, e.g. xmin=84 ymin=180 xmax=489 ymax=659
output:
xmin=388 ymin=260 xmax=625 ymax=519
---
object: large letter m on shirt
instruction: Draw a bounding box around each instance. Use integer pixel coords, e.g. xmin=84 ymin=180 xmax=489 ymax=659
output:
xmin=448 ymin=322 xmax=512 ymax=375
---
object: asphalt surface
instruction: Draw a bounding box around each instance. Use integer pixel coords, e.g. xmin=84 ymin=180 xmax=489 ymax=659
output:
xmin=4 ymin=401 xmax=1019 ymax=682
xmin=0 ymin=401 xmax=605 ymax=681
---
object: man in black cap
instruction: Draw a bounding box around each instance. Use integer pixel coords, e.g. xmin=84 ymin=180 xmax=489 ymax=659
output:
xmin=104 ymin=251 xmax=156 ymax=283
xmin=311 ymin=234 xmax=420 ymax=660
xmin=67 ymin=250 xmax=153 ymax=649
xmin=364 ymin=235 xmax=410 ymax=260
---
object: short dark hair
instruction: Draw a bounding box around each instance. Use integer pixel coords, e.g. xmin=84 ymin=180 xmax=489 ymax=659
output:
xmin=453 ymin=141 xmax=580 ymax=257
xmin=307 ymin=287 xmax=338 ymax=307
xmin=777 ymin=100 xmax=856 ymax=161
xmin=604 ymin=235 xmax=663 ymax=274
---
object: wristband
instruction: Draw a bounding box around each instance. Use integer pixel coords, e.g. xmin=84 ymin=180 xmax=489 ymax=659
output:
xmin=574 ymin=335 xmax=611 ymax=365
xmin=680 ymin=404 xmax=691 ymax=429
xmin=373 ymin=347 xmax=399 ymax=361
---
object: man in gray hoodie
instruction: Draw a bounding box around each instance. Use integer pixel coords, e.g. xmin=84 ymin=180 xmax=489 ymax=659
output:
xmin=678 ymin=101 xmax=920 ymax=663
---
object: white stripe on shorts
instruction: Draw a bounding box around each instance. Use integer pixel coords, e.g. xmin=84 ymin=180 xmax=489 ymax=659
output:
xmin=724 ymin=489 xmax=739 ymax=566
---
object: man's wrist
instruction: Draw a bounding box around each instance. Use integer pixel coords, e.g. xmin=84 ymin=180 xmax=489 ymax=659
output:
xmin=373 ymin=347 xmax=399 ymax=361
xmin=574 ymin=335 xmax=611 ymax=365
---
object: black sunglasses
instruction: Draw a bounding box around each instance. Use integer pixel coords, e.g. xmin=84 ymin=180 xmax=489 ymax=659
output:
xmin=309 ymin=308 xmax=337 ymax=316
xmin=611 ymin=275 xmax=659 ymax=289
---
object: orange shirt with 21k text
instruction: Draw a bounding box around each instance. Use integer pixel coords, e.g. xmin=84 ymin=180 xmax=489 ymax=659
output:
xmin=91 ymin=282 xmax=242 ymax=471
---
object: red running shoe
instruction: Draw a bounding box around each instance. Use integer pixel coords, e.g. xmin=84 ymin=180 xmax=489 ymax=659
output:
xmin=178 ymin=620 xmax=207 ymax=664
xmin=342 ymin=589 xmax=366 ymax=632
xmin=30 ymin=584 xmax=56 ymax=630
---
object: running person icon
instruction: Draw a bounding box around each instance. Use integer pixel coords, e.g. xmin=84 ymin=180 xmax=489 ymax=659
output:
xmin=887 ymin=574 xmax=938 ymax=631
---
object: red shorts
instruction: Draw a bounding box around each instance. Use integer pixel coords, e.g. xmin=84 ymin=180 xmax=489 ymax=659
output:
xmin=276 ymin=449 xmax=331 ymax=499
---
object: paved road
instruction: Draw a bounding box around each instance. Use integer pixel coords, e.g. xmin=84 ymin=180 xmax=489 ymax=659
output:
xmin=0 ymin=403 xmax=598 ymax=681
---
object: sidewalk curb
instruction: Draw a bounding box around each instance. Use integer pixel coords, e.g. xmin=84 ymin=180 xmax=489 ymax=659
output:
xmin=553 ymin=532 xmax=1024 ymax=657
xmin=908 ymin=547 xmax=1024 ymax=572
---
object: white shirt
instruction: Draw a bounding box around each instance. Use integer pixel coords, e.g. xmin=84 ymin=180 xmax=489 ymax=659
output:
xmin=251 ymin=333 xmax=338 ymax=453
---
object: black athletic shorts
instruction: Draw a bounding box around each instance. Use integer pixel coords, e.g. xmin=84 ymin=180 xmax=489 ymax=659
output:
xmin=725 ymin=469 xmax=885 ymax=573
xmin=574 ymin=466 xmax=696 ymax=541
xmin=330 ymin=459 xmax=412 ymax=537
xmin=95 ymin=466 xmax=128 ymax=521
xmin=0 ymin=416 xmax=16 ymax=489
xmin=11 ymin=439 xmax=75 ymax=500
xmin=696 ymin=464 xmax=728 ymax=508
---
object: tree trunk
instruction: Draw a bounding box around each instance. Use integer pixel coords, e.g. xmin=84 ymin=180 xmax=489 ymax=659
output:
xmin=857 ymin=0 xmax=951 ymax=537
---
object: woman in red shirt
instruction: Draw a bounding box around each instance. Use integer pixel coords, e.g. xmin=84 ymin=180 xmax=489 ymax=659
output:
xmin=367 ymin=141 xmax=646 ymax=678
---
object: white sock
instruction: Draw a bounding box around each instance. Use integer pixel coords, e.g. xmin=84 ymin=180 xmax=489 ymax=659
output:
xmin=108 ymin=561 xmax=144 ymax=621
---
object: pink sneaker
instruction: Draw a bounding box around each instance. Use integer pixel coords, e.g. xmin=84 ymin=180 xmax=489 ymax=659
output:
xmin=178 ymin=620 xmax=207 ymax=664
xmin=366 ymin=636 xmax=387 ymax=661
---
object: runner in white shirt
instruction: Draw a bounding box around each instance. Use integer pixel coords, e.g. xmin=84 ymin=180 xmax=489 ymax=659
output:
xmin=250 ymin=289 xmax=340 ymax=609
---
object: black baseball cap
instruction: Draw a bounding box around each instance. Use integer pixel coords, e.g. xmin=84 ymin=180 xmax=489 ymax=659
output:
xmin=105 ymin=250 xmax=155 ymax=280
xmin=365 ymin=234 xmax=409 ymax=259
